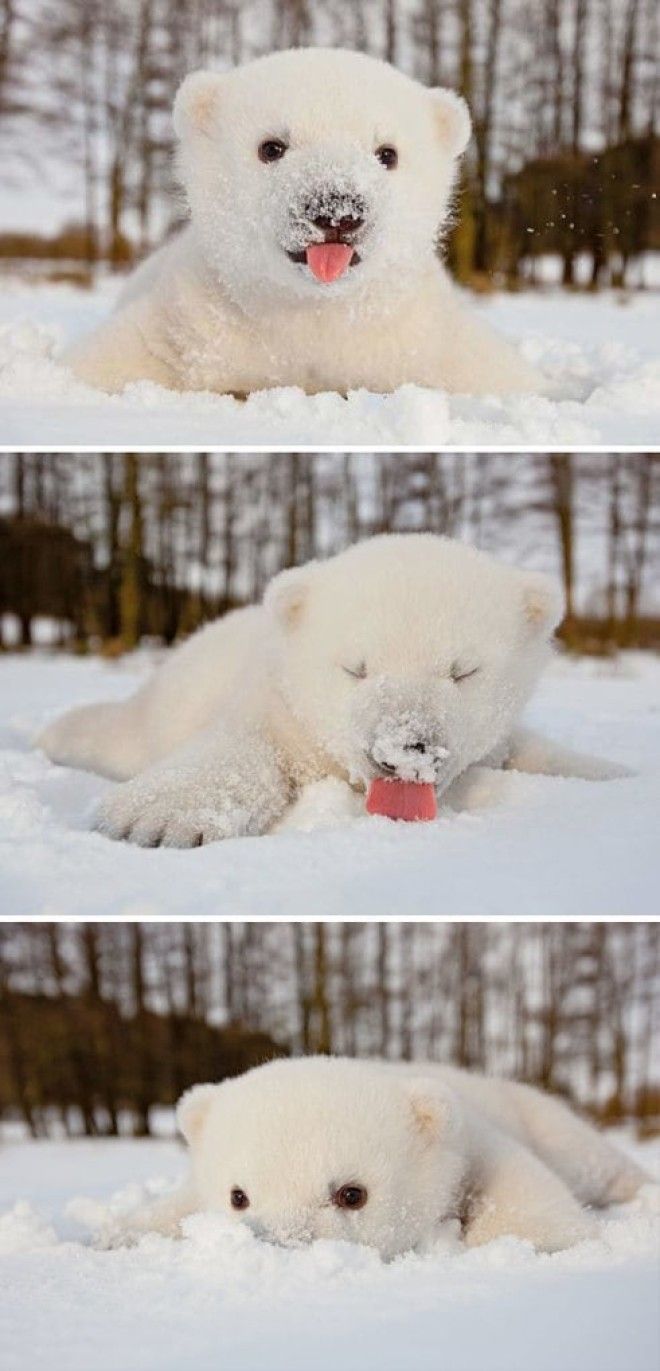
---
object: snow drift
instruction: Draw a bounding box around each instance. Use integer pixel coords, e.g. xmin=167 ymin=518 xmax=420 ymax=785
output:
xmin=0 ymin=1129 xmax=658 ymax=1371
xmin=0 ymin=279 xmax=658 ymax=444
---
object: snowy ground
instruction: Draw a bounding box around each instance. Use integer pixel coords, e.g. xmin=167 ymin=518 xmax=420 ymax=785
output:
xmin=0 ymin=1126 xmax=658 ymax=1371
xmin=0 ymin=275 xmax=658 ymax=446
xmin=0 ymin=648 xmax=658 ymax=918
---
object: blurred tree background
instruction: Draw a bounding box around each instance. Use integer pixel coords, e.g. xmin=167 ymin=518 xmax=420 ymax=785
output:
xmin=0 ymin=451 xmax=657 ymax=654
xmin=0 ymin=0 xmax=657 ymax=287
xmin=0 ymin=921 xmax=657 ymax=1138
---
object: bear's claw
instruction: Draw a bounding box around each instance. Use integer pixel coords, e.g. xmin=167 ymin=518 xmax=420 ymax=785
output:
xmin=96 ymin=778 xmax=251 ymax=847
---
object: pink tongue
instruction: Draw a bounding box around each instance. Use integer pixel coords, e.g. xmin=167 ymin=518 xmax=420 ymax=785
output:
xmin=306 ymin=242 xmax=354 ymax=283
xmin=366 ymin=779 xmax=438 ymax=823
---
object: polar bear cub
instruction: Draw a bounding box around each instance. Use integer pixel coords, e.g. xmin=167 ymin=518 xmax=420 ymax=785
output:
xmin=39 ymin=533 xmax=626 ymax=847
xmin=66 ymin=48 xmax=540 ymax=397
xmin=103 ymin=1057 xmax=649 ymax=1256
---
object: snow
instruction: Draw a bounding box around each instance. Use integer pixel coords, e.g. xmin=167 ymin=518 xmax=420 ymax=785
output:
xmin=0 ymin=648 xmax=658 ymax=917
xmin=0 ymin=276 xmax=658 ymax=445
xmin=0 ymin=1128 xmax=658 ymax=1371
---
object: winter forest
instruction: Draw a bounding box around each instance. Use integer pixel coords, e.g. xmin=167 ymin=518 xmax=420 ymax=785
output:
xmin=0 ymin=0 xmax=658 ymax=286
xmin=1 ymin=921 xmax=658 ymax=1138
xmin=1 ymin=451 xmax=657 ymax=653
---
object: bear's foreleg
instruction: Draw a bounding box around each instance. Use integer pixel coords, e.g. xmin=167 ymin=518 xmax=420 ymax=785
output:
xmin=96 ymin=1184 xmax=197 ymax=1249
xmin=96 ymin=720 xmax=290 ymax=847
xmin=503 ymin=727 xmax=631 ymax=781
xmin=65 ymin=299 xmax=177 ymax=394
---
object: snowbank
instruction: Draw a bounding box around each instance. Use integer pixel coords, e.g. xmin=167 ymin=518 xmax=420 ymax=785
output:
xmin=0 ymin=649 xmax=658 ymax=916
xmin=0 ymin=278 xmax=658 ymax=445
xmin=0 ymin=1131 xmax=658 ymax=1371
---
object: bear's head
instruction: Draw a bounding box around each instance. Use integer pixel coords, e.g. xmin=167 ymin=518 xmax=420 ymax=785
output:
xmin=264 ymin=533 xmax=563 ymax=794
xmin=177 ymin=1057 xmax=465 ymax=1258
xmin=173 ymin=48 xmax=470 ymax=311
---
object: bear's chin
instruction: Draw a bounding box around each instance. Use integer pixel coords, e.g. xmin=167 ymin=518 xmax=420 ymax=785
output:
xmin=210 ymin=254 xmax=371 ymax=312
xmin=280 ymin=259 xmax=369 ymax=300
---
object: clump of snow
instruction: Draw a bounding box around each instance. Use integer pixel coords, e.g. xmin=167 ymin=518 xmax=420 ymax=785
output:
xmin=272 ymin=775 xmax=363 ymax=831
xmin=0 ymin=649 xmax=658 ymax=916
xmin=0 ymin=1201 xmax=57 ymax=1255
xmin=0 ymin=279 xmax=657 ymax=443
xmin=369 ymin=716 xmax=448 ymax=783
xmin=0 ymin=1133 xmax=657 ymax=1371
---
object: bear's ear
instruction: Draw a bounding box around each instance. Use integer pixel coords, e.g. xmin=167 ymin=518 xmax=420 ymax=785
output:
xmin=406 ymin=1078 xmax=455 ymax=1147
xmin=430 ymin=88 xmax=472 ymax=159
xmin=173 ymin=70 xmax=223 ymax=139
xmin=176 ymin=1083 xmax=218 ymax=1145
xmin=264 ymin=564 xmax=315 ymax=630
xmin=520 ymin=572 xmax=564 ymax=634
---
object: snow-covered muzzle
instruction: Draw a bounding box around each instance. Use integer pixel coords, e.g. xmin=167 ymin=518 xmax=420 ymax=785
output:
xmin=284 ymin=188 xmax=366 ymax=282
xmin=240 ymin=1199 xmax=423 ymax=1255
xmin=244 ymin=1211 xmax=315 ymax=1247
xmin=264 ymin=145 xmax=397 ymax=296
xmin=346 ymin=678 xmax=466 ymax=789
xmin=351 ymin=679 xmax=451 ymax=784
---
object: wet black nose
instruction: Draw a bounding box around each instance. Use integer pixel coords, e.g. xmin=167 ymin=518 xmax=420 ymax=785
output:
xmin=405 ymin=741 xmax=428 ymax=754
xmin=304 ymin=193 xmax=366 ymax=236
xmin=312 ymin=212 xmax=364 ymax=235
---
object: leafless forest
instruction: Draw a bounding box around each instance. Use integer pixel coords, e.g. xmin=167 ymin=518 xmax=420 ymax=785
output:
xmin=0 ymin=921 xmax=657 ymax=1138
xmin=1 ymin=0 xmax=657 ymax=283
xmin=0 ymin=451 xmax=657 ymax=652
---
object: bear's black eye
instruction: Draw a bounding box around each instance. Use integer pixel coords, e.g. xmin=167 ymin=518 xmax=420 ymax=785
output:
xmin=451 ymin=664 xmax=479 ymax=683
xmin=375 ymin=145 xmax=398 ymax=169
xmin=258 ymin=138 xmax=288 ymax=164
xmin=230 ymin=1187 xmax=250 ymax=1210
xmin=333 ymin=1183 xmax=368 ymax=1210
xmin=342 ymin=662 xmax=367 ymax=680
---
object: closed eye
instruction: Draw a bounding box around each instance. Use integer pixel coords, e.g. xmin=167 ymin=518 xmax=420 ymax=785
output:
xmin=451 ymin=665 xmax=479 ymax=683
xmin=342 ymin=662 xmax=367 ymax=680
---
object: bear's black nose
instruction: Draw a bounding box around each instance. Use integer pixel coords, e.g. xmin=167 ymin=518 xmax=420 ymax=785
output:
xmin=312 ymin=212 xmax=364 ymax=237
xmin=405 ymin=741 xmax=428 ymax=754
xmin=304 ymin=193 xmax=366 ymax=238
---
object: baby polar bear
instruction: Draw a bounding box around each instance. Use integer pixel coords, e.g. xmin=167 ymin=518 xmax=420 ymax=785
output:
xmin=107 ymin=1058 xmax=648 ymax=1257
xmin=66 ymin=48 xmax=540 ymax=398
xmin=40 ymin=534 xmax=624 ymax=847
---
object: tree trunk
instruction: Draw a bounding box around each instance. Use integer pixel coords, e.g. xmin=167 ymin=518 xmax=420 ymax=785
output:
xmin=119 ymin=455 xmax=144 ymax=649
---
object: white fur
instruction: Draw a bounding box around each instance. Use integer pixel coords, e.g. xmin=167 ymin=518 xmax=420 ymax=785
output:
xmin=100 ymin=1057 xmax=649 ymax=1256
xmin=38 ymin=533 xmax=627 ymax=847
xmin=65 ymin=48 xmax=540 ymax=397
